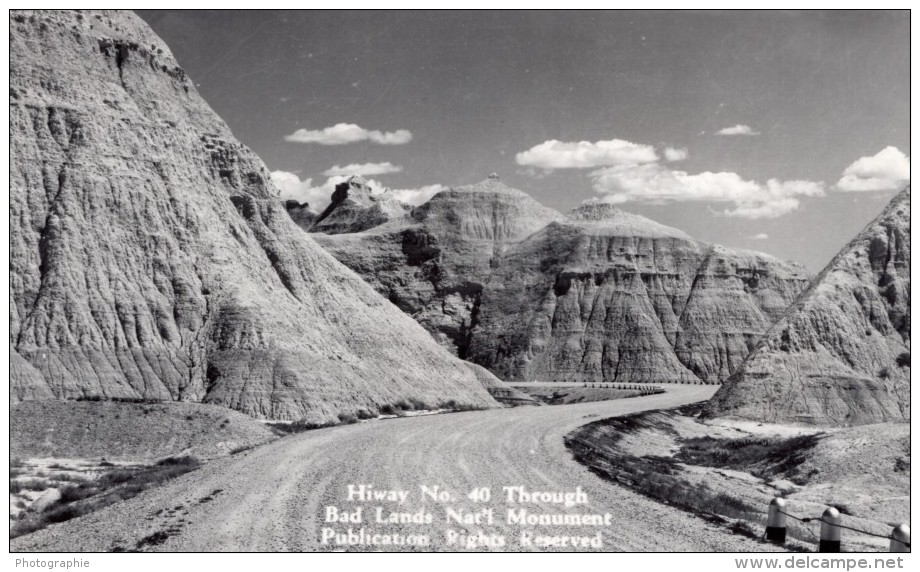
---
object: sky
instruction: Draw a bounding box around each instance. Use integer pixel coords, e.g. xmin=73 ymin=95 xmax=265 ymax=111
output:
xmin=137 ymin=10 xmax=910 ymax=271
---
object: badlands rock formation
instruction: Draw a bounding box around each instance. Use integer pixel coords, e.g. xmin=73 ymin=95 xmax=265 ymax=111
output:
xmin=9 ymin=9 xmax=498 ymax=421
xmin=309 ymin=176 xmax=412 ymax=234
xmin=309 ymin=180 xmax=812 ymax=384
xmin=706 ymin=187 xmax=910 ymax=425
xmin=283 ymin=200 xmax=320 ymax=231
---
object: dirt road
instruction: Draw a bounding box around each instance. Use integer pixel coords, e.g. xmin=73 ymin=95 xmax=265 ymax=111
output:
xmin=13 ymin=384 xmax=776 ymax=552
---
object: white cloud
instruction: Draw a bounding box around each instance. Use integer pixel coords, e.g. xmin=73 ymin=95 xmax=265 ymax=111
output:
xmin=390 ymin=184 xmax=446 ymax=206
xmin=664 ymin=147 xmax=688 ymax=161
xmin=748 ymin=233 xmax=770 ymax=240
xmin=270 ymin=171 xmax=334 ymax=208
xmin=836 ymin=146 xmax=910 ymax=192
xmin=589 ymin=163 xmax=824 ymax=219
xmin=716 ymin=124 xmax=760 ymax=136
xmin=284 ymin=123 xmax=413 ymax=145
xmin=322 ymin=162 xmax=403 ymax=177
xmin=515 ymin=139 xmax=659 ymax=170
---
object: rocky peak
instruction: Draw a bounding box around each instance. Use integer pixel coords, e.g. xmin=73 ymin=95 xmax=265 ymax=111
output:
xmin=704 ymin=186 xmax=910 ymax=426
xmin=411 ymin=178 xmax=565 ymax=241
xmin=329 ymin=175 xmax=376 ymax=205
xmin=568 ymin=201 xmax=625 ymax=221
xmin=565 ymin=201 xmax=693 ymax=240
xmin=450 ymin=177 xmax=530 ymax=198
xmin=310 ymin=176 xmax=411 ymax=235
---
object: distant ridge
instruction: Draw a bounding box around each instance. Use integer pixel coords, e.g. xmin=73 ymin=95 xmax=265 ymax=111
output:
xmin=306 ymin=176 xmax=812 ymax=384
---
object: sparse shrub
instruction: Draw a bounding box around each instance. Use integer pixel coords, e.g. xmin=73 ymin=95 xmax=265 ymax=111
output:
xmin=98 ymin=469 xmax=135 ymax=486
xmin=337 ymin=413 xmax=359 ymax=425
xmin=136 ymin=530 xmax=171 ymax=549
xmin=156 ymin=456 xmax=199 ymax=468
xmin=47 ymin=473 xmax=91 ymax=484
xmin=878 ymin=366 xmax=891 ymax=379
xmin=379 ymin=404 xmax=397 ymax=416
xmin=356 ymin=409 xmax=375 ymax=420
xmin=266 ymin=420 xmax=331 ymax=435
xmin=730 ymin=520 xmax=758 ymax=538
xmin=59 ymin=483 xmax=99 ymax=503
xmin=408 ymin=397 xmax=427 ymax=411
xmin=9 ymin=479 xmax=49 ymax=493
xmin=229 ymin=445 xmax=252 ymax=455
xmin=896 ymin=352 xmax=910 ymax=368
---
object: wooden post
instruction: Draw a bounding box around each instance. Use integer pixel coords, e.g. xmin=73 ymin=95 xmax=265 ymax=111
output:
xmin=766 ymin=498 xmax=787 ymax=544
xmin=890 ymin=524 xmax=910 ymax=552
xmin=819 ymin=507 xmax=842 ymax=552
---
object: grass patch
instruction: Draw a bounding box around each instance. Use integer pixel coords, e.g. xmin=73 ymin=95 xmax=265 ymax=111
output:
xmin=9 ymin=479 xmax=50 ymax=493
xmin=674 ymin=434 xmax=823 ymax=485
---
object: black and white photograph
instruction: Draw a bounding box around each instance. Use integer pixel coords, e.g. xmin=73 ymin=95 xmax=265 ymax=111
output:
xmin=7 ymin=6 xmax=912 ymax=558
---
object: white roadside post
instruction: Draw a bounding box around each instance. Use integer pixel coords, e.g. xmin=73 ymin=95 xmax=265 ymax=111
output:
xmin=819 ymin=507 xmax=842 ymax=552
xmin=890 ymin=524 xmax=910 ymax=552
xmin=766 ymin=497 xmax=787 ymax=544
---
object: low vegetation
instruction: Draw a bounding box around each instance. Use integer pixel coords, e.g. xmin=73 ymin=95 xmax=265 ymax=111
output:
xmin=267 ymin=399 xmax=487 ymax=436
xmin=10 ymin=456 xmax=201 ymax=539
xmin=565 ymin=406 xmax=823 ymax=547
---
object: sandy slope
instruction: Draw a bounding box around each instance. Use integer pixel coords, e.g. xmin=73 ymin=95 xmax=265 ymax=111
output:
xmin=12 ymin=385 xmax=778 ymax=552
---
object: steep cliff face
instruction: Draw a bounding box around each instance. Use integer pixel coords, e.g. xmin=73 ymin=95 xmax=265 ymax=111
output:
xmin=9 ymin=9 xmax=497 ymax=421
xmin=310 ymin=176 xmax=411 ymax=234
xmin=312 ymin=176 xmax=565 ymax=355
xmin=469 ymin=205 xmax=811 ymax=383
xmin=309 ymin=186 xmax=812 ymax=384
xmin=705 ymin=187 xmax=910 ymax=426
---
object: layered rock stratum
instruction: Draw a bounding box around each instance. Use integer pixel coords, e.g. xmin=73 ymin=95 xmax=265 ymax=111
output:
xmin=9 ymin=9 xmax=498 ymax=421
xmin=309 ymin=179 xmax=813 ymax=384
xmin=705 ymin=187 xmax=910 ymax=425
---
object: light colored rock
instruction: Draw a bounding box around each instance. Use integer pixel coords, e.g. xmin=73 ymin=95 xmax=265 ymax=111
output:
xmin=310 ymin=182 xmax=811 ymax=384
xmin=9 ymin=9 xmax=498 ymax=421
xmin=706 ymin=187 xmax=910 ymax=425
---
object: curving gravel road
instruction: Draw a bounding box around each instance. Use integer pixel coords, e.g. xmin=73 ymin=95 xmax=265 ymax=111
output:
xmin=13 ymin=384 xmax=777 ymax=552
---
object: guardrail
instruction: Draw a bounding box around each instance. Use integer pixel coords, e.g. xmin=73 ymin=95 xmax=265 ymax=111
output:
xmin=581 ymin=383 xmax=665 ymax=394
xmin=765 ymin=497 xmax=910 ymax=553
